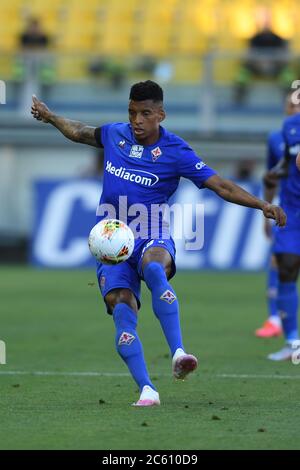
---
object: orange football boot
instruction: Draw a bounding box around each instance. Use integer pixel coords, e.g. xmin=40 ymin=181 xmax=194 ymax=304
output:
xmin=255 ymin=320 xmax=282 ymax=338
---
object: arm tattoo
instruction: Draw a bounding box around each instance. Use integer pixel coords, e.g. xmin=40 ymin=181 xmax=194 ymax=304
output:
xmin=49 ymin=115 xmax=98 ymax=147
xmin=78 ymin=125 xmax=99 ymax=146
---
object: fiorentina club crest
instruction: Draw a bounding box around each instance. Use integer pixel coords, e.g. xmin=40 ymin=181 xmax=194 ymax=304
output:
xmin=151 ymin=146 xmax=162 ymax=162
xmin=118 ymin=331 xmax=136 ymax=346
xmin=129 ymin=145 xmax=144 ymax=158
xmin=160 ymin=289 xmax=177 ymax=304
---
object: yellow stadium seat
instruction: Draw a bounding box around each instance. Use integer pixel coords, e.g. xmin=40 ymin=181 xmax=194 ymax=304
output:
xmin=1 ymin=0 xmax=23 ymax=11
xmin=67 ymin=0 xmax=100 ymax=8
xmin=192 ymin=3 xmax=219 ymax=37
xmin=174 ymin=29 xmax=208 ymax=55
xmin=0 ymin=13 xmax=23 ymax=51
xmin=224 ymin=2 xmax=257 ymax=39
xmin=1 ymin=34 xmax=19 ymax=52
xmin=56 ymin=55 xmax=88 ymax=80
xmin=272 ymin=2 xmax=296 ymax=39
xmin=173 ymin=56 xmax=202 ymax=82
xmin=97 ymin=38 xmax=132 ymax=56
xmin=57 ymin=28 xmax=95 ymax=51
xmin=96 ymin=24 xmax=133 ymax=55
xmin=65 ymin=10 xmax=97 ymax=28
xmin=2 ymin=0 xmax=298 ymax=77
xmin=137 ymin=32 xmax=172 ymax=57
xmin=21 ymin=0 xmax=62 ymax=18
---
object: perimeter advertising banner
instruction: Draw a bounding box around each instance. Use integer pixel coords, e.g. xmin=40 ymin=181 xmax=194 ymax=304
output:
xmin=31 ymin=179 xmax=271 ymax=270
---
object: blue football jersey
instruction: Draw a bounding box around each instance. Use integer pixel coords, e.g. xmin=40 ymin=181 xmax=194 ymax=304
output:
xmin=282 ymin=113 xmax=300 ymax=207
xmin=94 ymin=123 xmax=216 ymax=237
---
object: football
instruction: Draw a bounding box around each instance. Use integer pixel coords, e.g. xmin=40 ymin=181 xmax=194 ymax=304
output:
xmin=88 ymin=219 xmax=134 ymax=265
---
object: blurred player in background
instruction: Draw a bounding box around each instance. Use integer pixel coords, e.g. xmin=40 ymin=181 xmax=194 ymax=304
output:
xmin=234 ymin=13 xmax=293 ymax=104
xmin=31 ymin=80 xmax=286 ymax=405
xmin=255 ymin=93 xmax=300 ymax=338
xmin=264 ymin=95 xmax=300 ymax=360
xmin=14 ymin=17 xmax=55 ymax=111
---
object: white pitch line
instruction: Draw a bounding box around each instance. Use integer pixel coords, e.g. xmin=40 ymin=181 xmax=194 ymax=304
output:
xmin=216 ymin=373 xmax=300 ymax=380
xmin=0 ymin=371 xmax=300 ymax=379
xmin=0 ymin=371 xmax=132 ymax=377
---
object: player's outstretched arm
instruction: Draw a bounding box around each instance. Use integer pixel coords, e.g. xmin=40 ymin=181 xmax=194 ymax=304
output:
xmin=31 ymin=95 xmax=99 ymax=147
xmin=204 ymin=174 xmax=286 ymax=227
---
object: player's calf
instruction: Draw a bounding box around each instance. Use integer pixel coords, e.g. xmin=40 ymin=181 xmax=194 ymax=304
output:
xmin=143 ymin=261 xmax=184 ymax=356
xmin=113 ymin=302 xmax=157 ymax=398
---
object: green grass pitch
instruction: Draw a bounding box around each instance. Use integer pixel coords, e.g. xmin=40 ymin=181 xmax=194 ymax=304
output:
xmin=0 ymin=267 xmax=299 ymax=450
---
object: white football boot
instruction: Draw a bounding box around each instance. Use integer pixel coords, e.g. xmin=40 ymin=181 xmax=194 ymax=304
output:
xmin=267 ymin=345 xmax=294 ymax=361
xmin=132 ymin=385 xmax=160 ymax=407
xmin=172 ymin=348 xmax=198 ymax=380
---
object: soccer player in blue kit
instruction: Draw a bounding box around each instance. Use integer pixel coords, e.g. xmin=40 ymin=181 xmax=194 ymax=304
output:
xmin=264 ymin=101 xmax=300 ymax=361
xmin=31 ymin=81 xmax=286 ymax=405
xmin=256 ymin=93 xmax=300 ymax=338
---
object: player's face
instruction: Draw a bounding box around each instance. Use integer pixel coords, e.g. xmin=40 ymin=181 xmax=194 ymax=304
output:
xmin=128 ymin=100 xmax=165 ymax=145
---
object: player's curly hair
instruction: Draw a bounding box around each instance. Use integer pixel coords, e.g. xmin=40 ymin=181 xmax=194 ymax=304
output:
xmin=129 ymin=80 xmax=163 ymax=103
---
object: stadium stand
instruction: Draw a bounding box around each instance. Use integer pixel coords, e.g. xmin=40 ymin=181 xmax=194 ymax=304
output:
xmin=1 ymin=0 xmax=299 ymax=53
xmin=0 ymin=0 xmax=299 ymax=83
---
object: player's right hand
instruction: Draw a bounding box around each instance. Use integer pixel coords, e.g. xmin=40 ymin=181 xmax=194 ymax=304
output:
xmin=31 ymin=95 xmax=53 ymax=123
xmin=262 ymin=203 xmax=287 ymax=227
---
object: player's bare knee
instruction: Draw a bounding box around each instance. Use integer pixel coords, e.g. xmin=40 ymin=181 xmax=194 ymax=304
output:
xmin=279 ymin=267 xmax=298 ymax=283
xmin=118 ymin=289 xmax=138 ymax=311
xmin=278 ymin=262 xmax=299 ymax=282
xmin=143 ymin=251 xmax=172 ymax=279
xmin=276 ymin=254 xmax=300 ymax=283
xmin=105 ymin=288 xmax=138 ymax=313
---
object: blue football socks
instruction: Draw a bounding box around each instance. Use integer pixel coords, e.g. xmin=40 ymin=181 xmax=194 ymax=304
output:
xmin=143 ymin=262 xmax=184 ymax=356
xmin=267 ymin=266 xmax=279 ymax=319
xmin=113 ymin=303 xmax=156 ymax=391
xmin=277 ymin=282 xmax=299 ymax=342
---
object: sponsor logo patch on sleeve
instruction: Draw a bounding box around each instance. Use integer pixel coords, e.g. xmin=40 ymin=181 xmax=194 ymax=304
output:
xmin=195 ymin=161 xmax=206 ymax=170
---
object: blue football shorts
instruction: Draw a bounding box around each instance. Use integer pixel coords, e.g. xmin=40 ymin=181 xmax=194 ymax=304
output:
xmin=272 ymin=205 xmax=300 ymax=256
xmin=96 ymin=237 xmax=176 ymax=313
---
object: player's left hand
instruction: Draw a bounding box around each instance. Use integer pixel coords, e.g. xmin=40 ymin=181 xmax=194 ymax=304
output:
xmin=262 ymin=203 xmax=287 ymax=227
